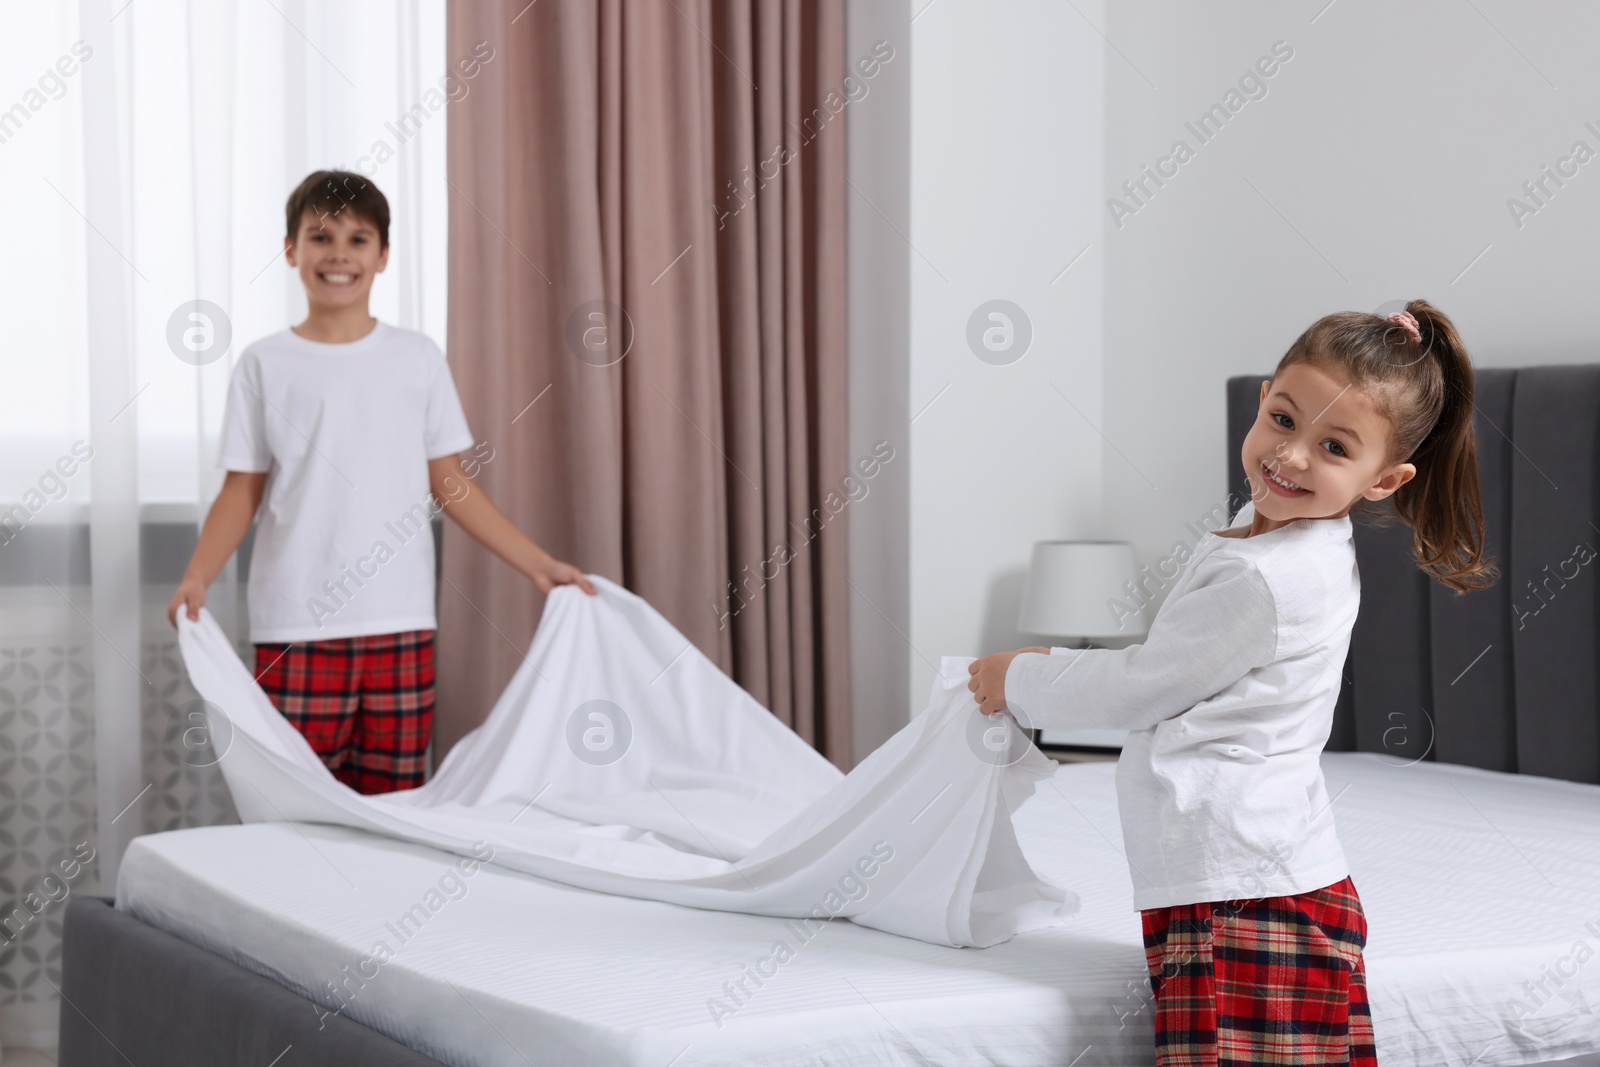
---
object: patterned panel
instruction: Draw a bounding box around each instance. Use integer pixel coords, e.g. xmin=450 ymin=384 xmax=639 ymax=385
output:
xmin=140 ymin=631 xmax=239 ymax=835
xmin=0 ymin=616 xmax=242 ymax=1015
xmin=0 ymin=643 xmax=98 ymax=1006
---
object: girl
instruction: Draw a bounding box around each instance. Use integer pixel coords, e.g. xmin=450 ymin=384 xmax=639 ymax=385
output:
xmin=968 ymin=300 xmax=1497 ymax=1065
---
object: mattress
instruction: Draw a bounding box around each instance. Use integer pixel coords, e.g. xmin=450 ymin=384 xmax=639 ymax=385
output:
xmin=117 ymin=752 xmax=1600 ymax=1067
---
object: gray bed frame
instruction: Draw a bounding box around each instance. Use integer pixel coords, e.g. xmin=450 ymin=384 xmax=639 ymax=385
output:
xmin=60 ymin=896 xmax=445 ymax=1066
xmin=58 ymin=364 xmax=1599 ymax=1064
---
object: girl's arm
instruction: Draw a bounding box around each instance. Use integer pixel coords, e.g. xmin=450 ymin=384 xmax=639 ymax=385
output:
xmin=968 ymin=560 xmax=1277 ymax=730
xmin=427 ymin=455 xmax=597 ymax=596
xmin=167 ymin=470 xmax=269 ymax=625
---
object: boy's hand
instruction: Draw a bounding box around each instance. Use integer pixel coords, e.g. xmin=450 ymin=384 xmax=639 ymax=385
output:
xmin=167 ymin=574 xmax=208 ymax=627
xmin=530 ymin=556 xmax=597 ymax=596
xmin=967 ymin=647 xmax=1049 ymax=716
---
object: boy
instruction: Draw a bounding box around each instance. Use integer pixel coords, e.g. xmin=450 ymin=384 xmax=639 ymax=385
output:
xmin=168 ymin=170 xmax=594 ymax=794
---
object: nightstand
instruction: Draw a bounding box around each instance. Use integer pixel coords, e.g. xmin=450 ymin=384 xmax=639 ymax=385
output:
xmin=1034 ymin=738 xmax=1121 ymax=763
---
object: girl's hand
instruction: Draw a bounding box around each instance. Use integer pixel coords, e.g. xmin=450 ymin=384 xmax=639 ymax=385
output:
xmin=167 ymin=574 xmax=208 ymax=627
xmin=530 ymin=556 xmax=598 ymax=596
xmin=966 ymin=647 xmax=1050 ymax=715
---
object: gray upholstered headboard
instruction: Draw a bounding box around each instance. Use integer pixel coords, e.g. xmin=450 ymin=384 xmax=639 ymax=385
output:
xmin=1226 ymin=367 xmax=1600 ymax=786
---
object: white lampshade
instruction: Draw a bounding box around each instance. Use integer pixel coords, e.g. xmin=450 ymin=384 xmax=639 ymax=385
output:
xmin=1017 ymin=540 xmax=1148 ymax=640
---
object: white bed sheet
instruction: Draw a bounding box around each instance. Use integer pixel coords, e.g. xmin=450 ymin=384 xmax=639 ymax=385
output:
xmin=174 ymin=580 xmax=1072 ymax=949
xmin=117 ymin=752 xmax=1600 ymax=1067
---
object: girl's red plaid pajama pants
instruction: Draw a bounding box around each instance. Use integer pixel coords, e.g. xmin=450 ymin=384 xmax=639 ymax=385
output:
xmin=1139 ymin=875 xmax=1378 ymax=1066
xmin=254 ymin=629 xmax=435 ymax=795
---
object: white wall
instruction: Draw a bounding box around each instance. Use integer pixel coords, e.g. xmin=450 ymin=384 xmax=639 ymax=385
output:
xmin=867 ymin=0 xmax=1600 ymax=726
xmin=1101 ymin=1 xmax=1600 ymax=588
xmin=846 ymin=1 xmax=913 ymax=763
xmin=907 ymin=0 xmax=1107 ymax=714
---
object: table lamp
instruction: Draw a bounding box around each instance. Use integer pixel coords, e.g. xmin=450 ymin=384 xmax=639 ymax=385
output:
xmin=1017 ymin=540 xmax=1148 ymax=644
xmin=1016 ymin=540 xmax=1148 ymax=753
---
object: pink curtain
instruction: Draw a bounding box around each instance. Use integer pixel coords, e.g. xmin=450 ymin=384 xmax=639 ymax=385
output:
xmin=439 ymin=0 xmax=851 ymax=767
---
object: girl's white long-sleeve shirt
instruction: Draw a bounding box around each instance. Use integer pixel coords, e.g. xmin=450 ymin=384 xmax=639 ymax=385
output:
xmin=1004 ymin=498 xmax=1360 ymax=910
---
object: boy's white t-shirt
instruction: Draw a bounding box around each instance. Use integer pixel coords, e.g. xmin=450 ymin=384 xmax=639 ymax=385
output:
xmin=217 ymin=321 xmax=476 ymax=644
xmin=1004 ymin=497 xmax=1360 ymax=910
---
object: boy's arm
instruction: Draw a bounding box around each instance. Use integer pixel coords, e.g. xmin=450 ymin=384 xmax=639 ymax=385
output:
xmin=167 ymin=470 xmax=269 ymax=625
xmin=428 ymin=455 xmax=597 ymax=596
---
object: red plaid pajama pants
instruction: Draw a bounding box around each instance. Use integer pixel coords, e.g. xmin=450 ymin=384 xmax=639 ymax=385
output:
xmin=1140 ymin=876 xmax=1377 ymax=1066
xmin=254 ymin=629 xmax=435 ymax=795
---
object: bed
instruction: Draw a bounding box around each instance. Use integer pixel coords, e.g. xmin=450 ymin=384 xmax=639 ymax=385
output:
xmin=61 ymin=363 xmax=1600 ymax=1065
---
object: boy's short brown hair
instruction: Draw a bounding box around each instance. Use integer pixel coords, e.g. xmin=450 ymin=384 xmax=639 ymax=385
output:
xmin=285 ymin=170 xmax=390 ymax=248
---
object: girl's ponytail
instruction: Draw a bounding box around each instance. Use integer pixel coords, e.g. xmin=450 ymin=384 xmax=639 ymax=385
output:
xmin=1386 ymin=300 xmax=1499 ymax=594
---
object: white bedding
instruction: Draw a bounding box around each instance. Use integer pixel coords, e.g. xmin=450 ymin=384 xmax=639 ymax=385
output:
xmin=118 ymin=752 xmax=1600 ymax=1067
xmin=174 ymin=578 xmax=1071 ymax=949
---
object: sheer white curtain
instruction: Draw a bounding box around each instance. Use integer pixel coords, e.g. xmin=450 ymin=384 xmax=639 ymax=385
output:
xmin=0 ymin=0 xmax=444 ymax=1047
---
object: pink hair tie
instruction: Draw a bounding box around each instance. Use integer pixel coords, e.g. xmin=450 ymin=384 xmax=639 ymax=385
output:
xmin=1387 ymin=310 xmax=1421 ymax=344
